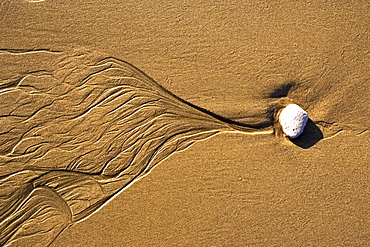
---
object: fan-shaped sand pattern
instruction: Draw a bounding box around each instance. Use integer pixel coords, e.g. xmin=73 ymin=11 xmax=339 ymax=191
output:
xmin=0 ymin=50 xmax=274 ymax=246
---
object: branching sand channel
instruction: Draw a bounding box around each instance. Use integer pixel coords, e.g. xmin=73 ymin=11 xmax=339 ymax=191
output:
xmin=0 ymin=49 xmax=338 ymax=246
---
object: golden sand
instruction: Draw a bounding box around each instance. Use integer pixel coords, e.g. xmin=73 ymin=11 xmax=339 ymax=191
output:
xmin=0 ymin=1 xmax=369 ymax=246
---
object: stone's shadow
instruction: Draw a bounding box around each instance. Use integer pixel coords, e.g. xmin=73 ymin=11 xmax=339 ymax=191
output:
xmin=290 ymin=118 xmax=323 ymax=149
xmin=269 ymin=82 xmax=295 ymax=98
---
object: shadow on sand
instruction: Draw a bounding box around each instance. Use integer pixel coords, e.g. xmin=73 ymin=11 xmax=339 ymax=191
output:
xmin=291 ymin=118 xmax=323 ymax=149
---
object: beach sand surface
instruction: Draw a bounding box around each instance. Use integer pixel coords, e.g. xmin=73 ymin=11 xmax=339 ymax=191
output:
xmin=0 ymin=0 xmax=369 ymax=246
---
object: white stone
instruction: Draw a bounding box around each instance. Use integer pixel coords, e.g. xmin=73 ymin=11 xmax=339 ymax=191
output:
xmin=279 ymin=104 xmax=308 ymax=138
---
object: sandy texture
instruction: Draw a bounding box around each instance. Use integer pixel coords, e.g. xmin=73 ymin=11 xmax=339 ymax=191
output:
xmin=0 ymin=0 xmax=369 ymax=246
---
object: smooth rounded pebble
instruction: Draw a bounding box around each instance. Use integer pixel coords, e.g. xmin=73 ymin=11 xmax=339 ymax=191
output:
xmin=279 ymin=104 xmax=308 ymax=138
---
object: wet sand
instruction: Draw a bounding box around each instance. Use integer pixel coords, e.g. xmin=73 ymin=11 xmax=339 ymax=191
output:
xmin=0 ymin=0 xmax=369 ymax=246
